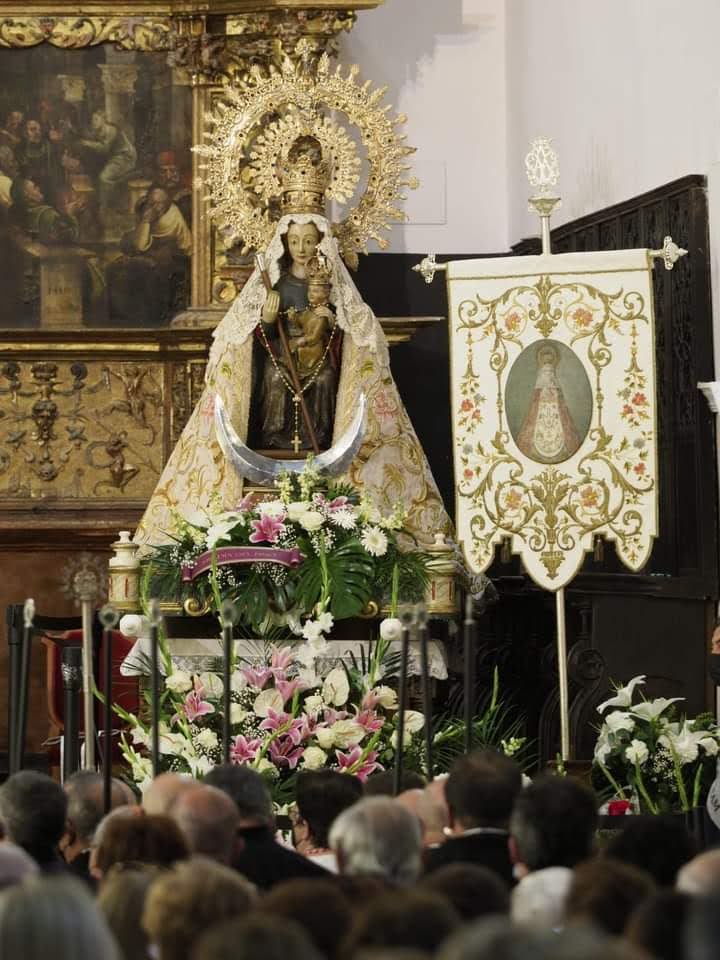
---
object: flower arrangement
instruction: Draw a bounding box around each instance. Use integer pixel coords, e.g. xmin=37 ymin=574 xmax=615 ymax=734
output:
xmin=142 ymin=463 xmax=430 ymax=638
xmin=592 ymin=675 xmax=720 ymax=814
xmin=116 ymin=633 xmax=429 ymax=802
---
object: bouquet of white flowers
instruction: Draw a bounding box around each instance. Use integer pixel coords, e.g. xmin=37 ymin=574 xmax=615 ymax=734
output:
xmin=592 ymin=675 xmax=720 ymax=814
xmin=141 ymin=462 xmax=429 ymax=637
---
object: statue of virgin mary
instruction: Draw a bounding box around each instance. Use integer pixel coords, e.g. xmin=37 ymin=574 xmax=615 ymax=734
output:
xmin=134 ymin=72 xmax=452 ymax=551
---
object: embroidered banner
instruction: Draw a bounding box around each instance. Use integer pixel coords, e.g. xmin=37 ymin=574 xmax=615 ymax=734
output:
xmin=447 ymin=249 xmax=658 ymax=591
xmin=182 ymin=545 xmax=303 ymax=582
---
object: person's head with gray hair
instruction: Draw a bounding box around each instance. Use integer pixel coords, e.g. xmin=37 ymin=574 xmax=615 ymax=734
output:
xmin=172 ymin=784 xmax=240 ymax=864
xmin=439 ymin=916 xmax=646 ymax=960
xmin=143 ymin=772 xmax=195 ymax=816
xmin=0 ymin=771 xmax=67 ymax=866
xmin=63 ymin=771 xmax=130 ymax=865
xmin=328 ymin=796 xmax=422 ymax=885
xmin=0 ymin=874 xmax=120 ymax=960
xmin=204 ymin=764 xmax=274 ymax=827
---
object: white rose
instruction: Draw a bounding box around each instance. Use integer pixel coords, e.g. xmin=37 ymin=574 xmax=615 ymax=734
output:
xmin=198 ymin=672 xmax=224 ymax=699
xmin=302 ymin=746 xmax=328 ymax=770
xmin=322 ymin=667 xmax=350 ymax=707
xmin=196 ymin=728 xmax=219 ymax=751
xmin=119 ymin=614 xmax=150 ymax=639
xmin=625 ymin=739 xmax=649 ymax=766
xmin=300 ymin=511 xmax=324 ymax=532
xmin=374 ymin=686 xmax=398 ymax=710
xmin=254 ymin=688 xmax=284 ymax=718
xmin=286 ymin=500 xmax=311 ymax=521
xmin=257 ymin=500 xmax=287 ymax=518
xmin=315 ymin=727 xmax=335 ymax=750
xmin=165 ymin=670 xmax=193 ymax=694
xmin=380 ymin=618 xmax=403 ymax=642
xmin=304 ymin=694 xmax=324 ymax=715
xmin=330 ymin=719 xmax=365 ymax=749
xmin=604 ymin=711 xmax=635 ymax=734
xmin=404 ymin=710 xmax=425 ymax=733
xmin=230 ymin=703 xmax=248 ymax=724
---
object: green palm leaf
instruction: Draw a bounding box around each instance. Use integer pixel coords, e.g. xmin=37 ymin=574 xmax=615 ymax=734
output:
xmin=295 ymin=539 xmax=375 ymax=619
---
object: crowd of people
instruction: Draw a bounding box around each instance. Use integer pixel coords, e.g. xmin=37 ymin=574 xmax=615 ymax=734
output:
xmin=0 ymin=749 xmax=717 ymax=960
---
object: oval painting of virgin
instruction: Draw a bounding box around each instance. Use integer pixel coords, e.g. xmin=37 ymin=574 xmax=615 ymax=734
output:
xmin=505 ymin=340 xmax=593 ymax=464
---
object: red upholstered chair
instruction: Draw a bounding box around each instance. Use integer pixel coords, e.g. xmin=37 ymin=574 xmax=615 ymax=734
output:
xmin=42 ymin=629 xmax=139 ymax=762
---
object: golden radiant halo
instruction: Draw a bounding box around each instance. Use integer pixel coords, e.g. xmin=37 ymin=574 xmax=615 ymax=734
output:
xmin=195 ymin=52 xmax=418 ymax=266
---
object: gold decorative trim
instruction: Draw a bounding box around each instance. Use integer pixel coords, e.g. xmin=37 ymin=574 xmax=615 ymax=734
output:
xmin=0 ymin=16 xmax=172 ymax=49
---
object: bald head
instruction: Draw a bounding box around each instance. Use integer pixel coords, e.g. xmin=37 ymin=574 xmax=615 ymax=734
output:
xmin=172 ymin=784 xmax=240 ymax=864
xmin=677 ymin=849 xmax=720 ymax=896
xmin=142 ymin=773 xmax=195 ymax=816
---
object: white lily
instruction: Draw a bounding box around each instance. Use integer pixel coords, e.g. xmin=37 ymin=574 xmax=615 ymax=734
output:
xmin=597 ymin=676 xmax=646 ymax=713
xmin=630 ymin=697 xmax=684 ymax=722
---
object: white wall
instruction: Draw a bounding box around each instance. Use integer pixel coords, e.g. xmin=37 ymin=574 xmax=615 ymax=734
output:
xmin=342 ymin=0 xmax=508 ymax=255
xmin=506 ymin=0 xmax=720 ymax=242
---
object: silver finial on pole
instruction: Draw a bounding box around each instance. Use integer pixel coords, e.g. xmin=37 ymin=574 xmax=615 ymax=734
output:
xmin=526 ymin=137 xmax=561 ymax=256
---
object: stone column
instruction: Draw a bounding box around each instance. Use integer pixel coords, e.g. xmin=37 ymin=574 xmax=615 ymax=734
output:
xmin=98 ymin=59 xmax=138 ymax=136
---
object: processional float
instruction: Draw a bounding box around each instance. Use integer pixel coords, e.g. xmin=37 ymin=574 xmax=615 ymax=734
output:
xmin=416 ymin=139 xmax=686 ymax=760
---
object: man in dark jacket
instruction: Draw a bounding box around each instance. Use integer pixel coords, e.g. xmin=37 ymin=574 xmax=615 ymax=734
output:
xmin=204 ymin=764 xmax=329 ymax=890
xmin=424 ymin=748 xmax=521 ymax=887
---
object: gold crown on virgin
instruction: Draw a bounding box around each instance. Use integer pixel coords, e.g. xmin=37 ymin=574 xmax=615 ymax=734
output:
xmin=195 ymin=49 xmax=418 ymax=268
xmin=278 ymin=136 xmax=332 ymax=216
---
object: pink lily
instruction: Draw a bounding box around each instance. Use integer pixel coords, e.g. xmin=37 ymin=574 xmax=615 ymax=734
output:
xmin=361 ymin=690 xmax=380 ymax=711
xmin=230 ymin=734 xmax=262 ymax=764
xmin=323 ymin=707 xmax=349 ymax=725
xmin=336 ymin=746 xmax=382 ymax=782
xmin=259 ymin=709 xmax=307 ymax=745
xmin=328 ymin=496 xmax=349 ymax=512
xmin=236 ymin=493 xmax=256 ymax=512
xmin=240 ymin=665 xmax=273 ymax=689
xmin=174 ymin=689 xmax=215 ymax=724
xmin=249 ymin=514 xmax=285 ymax=544
xmin=276 ymin=677 xmax=308 ymax=706
xmin=355 ymin=708 xmax=384 ymax=734
xmin=269 ymin=646 xmax=296 ymax=680
xmin=269 ymin=738 xmax=305 ymax=769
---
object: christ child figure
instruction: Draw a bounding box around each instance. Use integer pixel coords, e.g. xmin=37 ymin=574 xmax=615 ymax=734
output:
xmin=288 ymin=254 xmax=335 ymax=380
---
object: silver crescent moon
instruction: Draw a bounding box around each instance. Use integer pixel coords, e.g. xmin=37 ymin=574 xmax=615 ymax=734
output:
xmin=215 ymin=392 xmax=368 ymax=485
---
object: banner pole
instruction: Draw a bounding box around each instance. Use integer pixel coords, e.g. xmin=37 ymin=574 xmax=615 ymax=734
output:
xmin=556 ymin=586 xmax=571 ymax=762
